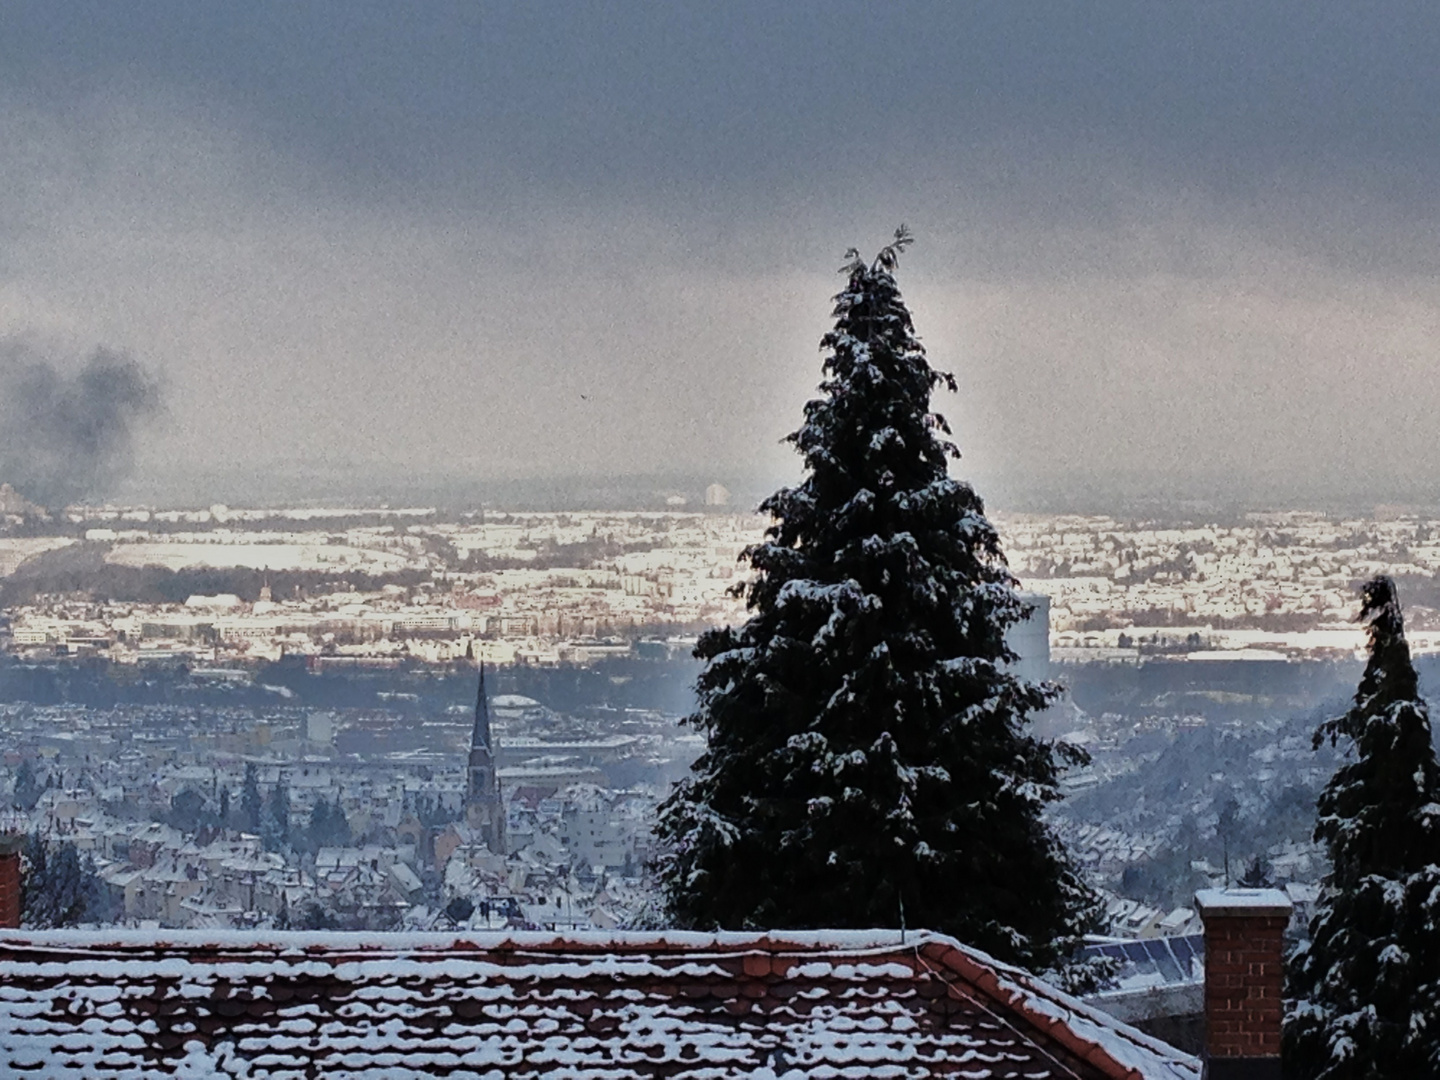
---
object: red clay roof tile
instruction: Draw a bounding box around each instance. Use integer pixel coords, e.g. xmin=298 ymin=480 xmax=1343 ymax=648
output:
xmin=0 ymin=929 xmax=1198 ymax=1080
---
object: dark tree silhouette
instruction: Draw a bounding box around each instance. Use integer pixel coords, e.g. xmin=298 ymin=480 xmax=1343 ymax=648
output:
xmin=1285 ymin=576 xmax=1440 ymax=1078
xmin=657 ymin=230 xmax=1098 ymax=971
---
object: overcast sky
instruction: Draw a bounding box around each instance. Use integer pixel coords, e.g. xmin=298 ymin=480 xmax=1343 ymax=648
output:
xmin=4 ymin=3 xmax=1440 ymax=506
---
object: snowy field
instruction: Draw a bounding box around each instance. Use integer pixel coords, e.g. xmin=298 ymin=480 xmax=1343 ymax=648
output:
xmin=0 ymin=539 xmax=75 ymax=577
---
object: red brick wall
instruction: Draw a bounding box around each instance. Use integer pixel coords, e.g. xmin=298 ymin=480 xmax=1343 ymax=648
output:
xmin=1203 ymin=913 xmax=1287 ymax=1059
xmin=0 ymin=845 xmax=21 ymax=929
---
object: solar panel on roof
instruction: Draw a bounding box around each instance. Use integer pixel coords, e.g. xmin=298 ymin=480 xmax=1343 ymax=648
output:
xmin=1149 ymin=939 xmax=1185 ymax=982
xmin=1079 ymin=933 xmax=1206 ymax=993
xmin=1169 ymin=936 xmax=1194 ymax=965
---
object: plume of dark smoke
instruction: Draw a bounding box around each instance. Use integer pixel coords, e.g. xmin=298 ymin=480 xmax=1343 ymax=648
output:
xmin=0 ymin=339 xmax=164 ymax=509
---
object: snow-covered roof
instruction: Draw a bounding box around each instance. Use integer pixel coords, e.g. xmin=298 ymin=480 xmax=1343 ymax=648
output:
xmin=0 ymin=928 xmax=1199 ymax=1079
xmin=490 ymin=693 xmax=541 ymax=709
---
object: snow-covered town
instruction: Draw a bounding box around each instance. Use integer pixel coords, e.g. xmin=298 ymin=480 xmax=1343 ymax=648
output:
xmin=10 ymin=502 xmax=1440 ymax=669
xmin=9 ymin=5 xmax=1440 ymax=1071
xmin=1 ymin=673 xmax=701 ymax=934
xmin=5 ymin=501 xmax=1427 ymax=944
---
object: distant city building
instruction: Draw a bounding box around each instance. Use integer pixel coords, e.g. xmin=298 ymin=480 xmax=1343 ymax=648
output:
xmin=184 ymin=594 xmax=243 ymax=612
xmin=305 ymin=712 xmax=335 ymax=745
xmin=465 ymin=663 xmax=505 ymax=855
xmin=704 ymin=483 xmax=731 ymax=507
xmin=1007 ymin=591 xmax=1051 ymax=684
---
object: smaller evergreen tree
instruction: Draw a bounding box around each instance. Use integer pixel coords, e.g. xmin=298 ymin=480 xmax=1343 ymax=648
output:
xmin=268 ymin=776 xmax=290 ymax=845
xmin=296 ymin=901 xmax=341 ymax=931
xmin=219 ymin=786 xmax=231 ymax=827
xmin=260 ymin=779 xmax=291 ymax=853
xmin=21 ymin=832 xmax=106 ymax=927
xmin=12 ymin=760 xmax=41 ymax=812
xmin=1285 ymin=576 xmax=1440 ymax=1079
xmin=328 ymin=800 xmax=351 ymax=847
xmin=240 ymin=763 xmax=262 ymax=833
xmin=304 ymin=796 xmax=351 ymax=852
xmin=1237 ymin=853 xmax=1273 ymax=889
xmin=78 ymin=850 xmax=111 ymax=922
xmin=259 ymin=810 xmax=279 ymax=852
xmin=168 ymin=788 xmax=206 ymax=831
xmin=21 ymin=831 xmax=45 ymax=911
xmin=308 ymin=798 xmax=332 ymax=851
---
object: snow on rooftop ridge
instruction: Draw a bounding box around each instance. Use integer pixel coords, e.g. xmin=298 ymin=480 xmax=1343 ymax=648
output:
xmin=936 ymin=938 xmax=1202 ymax=1080
xmin=490 ymin=694 xmax=542 ymax=708
xmin=0 ymin=927 xmax=922 ymax=955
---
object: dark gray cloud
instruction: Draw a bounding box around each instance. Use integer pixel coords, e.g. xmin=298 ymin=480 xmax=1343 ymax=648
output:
xmin=0 ymin=340 xmax=164 ymax=508
xmin=7 ymin=3 xmax=1438 ymax=206
xmin=1 ymin=3 xmax=1439 ymax=504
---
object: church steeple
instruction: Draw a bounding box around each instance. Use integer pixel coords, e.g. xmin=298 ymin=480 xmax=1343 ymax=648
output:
xmin=472 ymin=661 xmax=492 ymax=754
xmin=465 ymin=657 xmax=504 ymax=854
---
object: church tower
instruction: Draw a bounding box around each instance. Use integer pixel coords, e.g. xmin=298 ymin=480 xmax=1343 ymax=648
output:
xmin=465 ymin=660 xmax=505 ymax=854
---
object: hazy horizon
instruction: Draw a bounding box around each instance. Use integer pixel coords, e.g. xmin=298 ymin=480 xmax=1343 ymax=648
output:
xmin=100 ymin=460 xmax=1440 ymax=520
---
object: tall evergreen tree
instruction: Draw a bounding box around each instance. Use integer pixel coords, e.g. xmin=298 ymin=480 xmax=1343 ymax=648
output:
xmin=1286 ymin=576 xmax=1440 ymax=1078
xmin=240 ymin=762 xmax=262 ymax=833
xmin=656 ymin=230 xmax=1098 ymax=971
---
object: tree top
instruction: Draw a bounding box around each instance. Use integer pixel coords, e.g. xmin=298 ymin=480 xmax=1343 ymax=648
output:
xmin=841 ymin=225 xmax=914 ymax=277
xmin=1359 ymin=574 xmax=1403 ymax=643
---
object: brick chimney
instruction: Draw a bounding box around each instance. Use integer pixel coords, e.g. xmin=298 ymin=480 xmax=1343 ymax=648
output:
xmin=1195 ymin=887 xmax=1293 ymax=1080
xmin=0 ymin=834 xmax=22 ymax=929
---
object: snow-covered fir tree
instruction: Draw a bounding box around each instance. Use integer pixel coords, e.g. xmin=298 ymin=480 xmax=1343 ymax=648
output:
xmin=260 ymin=775 xmax=291 ymax=853
xmin=305 ymin=796 xmax=351 ymax=852
xmin=656 ymin=229 xmax=1099 ymax=971
xmin=21 ymin=832 xmax=106 ymax=928
xmin=1285 ymin=576 xmax=1440 ymax=1079
xmin=11 ymin=759 xmax=41 ymax=812
xmin=241 ymin=762 xmax=262 ymax=832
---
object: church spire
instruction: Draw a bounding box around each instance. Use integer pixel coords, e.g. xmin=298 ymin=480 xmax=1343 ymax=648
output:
xmin=465 ymin=655 xmax=504 ymax=854
xmin=472 ymin=660 xmax=492 ymax=753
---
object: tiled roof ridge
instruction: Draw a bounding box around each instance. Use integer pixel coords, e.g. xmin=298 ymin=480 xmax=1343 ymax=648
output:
xmin=0 ymin=926 xmax=914 ymax=944
xmin=0 ymin=926 xmax=1201 ymax=1079
xmin=915 ymin=938 xmax=1199 ymax=1080
xmin=0 ymin=927 xmax=931 ymax=959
